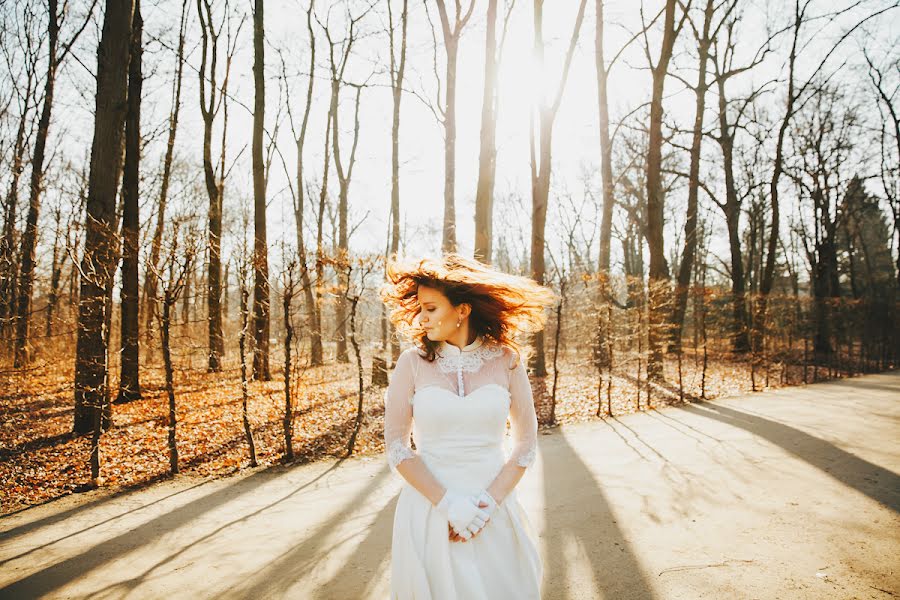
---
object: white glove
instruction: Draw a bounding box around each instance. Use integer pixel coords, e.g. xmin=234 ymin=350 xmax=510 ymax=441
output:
xmin=460 ymin=490 xmax=498 ymax=538
xmin=474 ymin=489 xmax=498 ymax=518
xmin=437 ymin=490 xmax=489 ymax=540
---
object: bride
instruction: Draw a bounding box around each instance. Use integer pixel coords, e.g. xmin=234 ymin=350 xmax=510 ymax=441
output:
xmin=380 ymin=253 xmax=556 ymax=599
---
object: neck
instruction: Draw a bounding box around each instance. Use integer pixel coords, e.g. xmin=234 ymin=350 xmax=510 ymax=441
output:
xmin=444 ymin=326 xmax=478 ymax=350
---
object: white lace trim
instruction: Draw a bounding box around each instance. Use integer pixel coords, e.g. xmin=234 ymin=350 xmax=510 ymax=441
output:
xmin=387 ymin=438 xmax=416 ymax=470
xmin=436 ymin=343 xmax=504 ymax=375
xmin=514 ymin=440 xmax=537 ymax=468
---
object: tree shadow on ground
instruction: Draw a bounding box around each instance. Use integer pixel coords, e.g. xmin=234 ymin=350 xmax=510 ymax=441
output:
xmin=221 ymin=464 xmax=391 ymax=599
xmin=0 ymin=455 xmax=347 ymax=598
xmin=541 ymin=433 xmax=657 ymax=600
xmin=674 ymin=399 xmax=900 ymax=514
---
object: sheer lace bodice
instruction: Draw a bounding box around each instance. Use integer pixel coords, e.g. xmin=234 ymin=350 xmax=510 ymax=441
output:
xmin=383 ymin=337 xmax=538 ymax=476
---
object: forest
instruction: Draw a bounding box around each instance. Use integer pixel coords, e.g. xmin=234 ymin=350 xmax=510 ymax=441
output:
xmin=0 ymin=0 xmax=897 ymax=514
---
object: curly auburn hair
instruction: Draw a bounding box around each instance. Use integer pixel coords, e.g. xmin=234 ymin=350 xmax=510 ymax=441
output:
xmin=379 ymin=253 xmax=558 ymax=367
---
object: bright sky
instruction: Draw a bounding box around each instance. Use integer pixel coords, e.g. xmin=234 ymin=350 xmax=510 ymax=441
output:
xmin=40 ymin=0 xmax=900 ymax=281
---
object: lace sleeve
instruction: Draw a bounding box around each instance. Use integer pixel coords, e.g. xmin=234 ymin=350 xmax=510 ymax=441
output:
xmin=508 ymin=351 xmax=538 ymax=468
xmin=384 ymin=349 xmax=417 ymax=474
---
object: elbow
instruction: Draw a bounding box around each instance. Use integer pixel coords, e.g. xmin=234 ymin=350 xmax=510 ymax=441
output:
xmin=512 ymin=439 xmax=537 ymax=468
xmin=387 ymin=438 xmax=417 ymax=474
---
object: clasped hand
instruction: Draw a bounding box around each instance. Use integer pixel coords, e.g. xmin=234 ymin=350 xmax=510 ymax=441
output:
xmin=436 ymin=489 xmax=498 ymax=542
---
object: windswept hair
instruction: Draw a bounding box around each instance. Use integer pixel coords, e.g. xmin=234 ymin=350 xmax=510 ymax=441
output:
xmin=379 ymin=253 xmax=558 ymax=367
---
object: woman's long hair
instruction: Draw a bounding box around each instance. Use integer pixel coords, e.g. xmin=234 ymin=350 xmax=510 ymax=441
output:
xmin=379 ymin=253 xmax=558 ymax=367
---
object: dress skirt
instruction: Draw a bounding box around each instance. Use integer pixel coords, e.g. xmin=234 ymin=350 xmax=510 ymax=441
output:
xmin=389 ymin=445 xmax=543 ymax=599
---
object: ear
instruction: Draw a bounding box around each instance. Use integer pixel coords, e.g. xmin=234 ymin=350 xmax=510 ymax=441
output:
xmin=458 ymin=303 xmax=472 ymax=319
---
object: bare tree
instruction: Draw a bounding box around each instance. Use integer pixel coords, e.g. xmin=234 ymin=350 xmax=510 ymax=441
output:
xmin=45 ymin=203 xmax=65 ymax=336
xmin=473 ymin=0 xmax=499 ymax=263
xmin=280 ymin=0 xmax=322 ymax=366
xmin=643 ymin=0 xmax=685 ymax=381
xmin=594 ymin=0 xmax=615 ymax=277
xmin=251 ymin=0 xmax=271 ymax=380
xmin=755 ymin=0 xmax=805 ymax=353
xmin=75 ymin=0 xmax=134 ymax=436
xmin=0 ymin=2 xmax=40 ymax=334
xmin=863 ymin=46 xmax=899 ymax=288
xmin=789 ymin=83 xmax=860 ymax=355
xmin=282 ymin=256 xmax=296 ymax=461
xmin=385 ymin=0 xmax=407 ymax=365
xmin=344 ymin=254 xmax=378 ymax=457
xmin=314 ymin=104 xmax=332 ymax=368
xmin=434 ymin=0 xmax=475 ymax=253
xmin=156 ymin=220 xmax=197 ymax=475
xmin=14 ymin=0 xmax=95 ymax=366
xmin=755 ymin=0 xmax=892 ymax=350
xmin=322 ymin=3 xmax=370 ymax=364
xmin=237 ymin=221 xmax=258 ymax=466
xmin=145 ymin=0 xmax=189 ymax=330
xmin=116 ymin=0 xmax=143 ymax=403
xmin=668 ymin=0 xmax=718 ymax=352
xmin=529 ymin=0 xmax=587 ymax=376
xmin=197 ymin=0 xmax=241 ymax=372
xmin=703 ymin=9 xmax=770 ymax=353
xmin=594 ymin=0 xmax=644 ymax=373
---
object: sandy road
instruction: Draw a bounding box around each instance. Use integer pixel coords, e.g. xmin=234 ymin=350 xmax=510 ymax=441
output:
xmin=1 ymin=371 xmax=898 ymax=599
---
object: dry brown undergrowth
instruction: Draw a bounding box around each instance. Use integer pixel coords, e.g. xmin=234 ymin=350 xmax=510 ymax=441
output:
xmin=0 ymin=342 xmax=860 ymax=516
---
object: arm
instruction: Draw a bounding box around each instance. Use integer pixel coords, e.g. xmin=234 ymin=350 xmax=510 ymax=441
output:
xmin=384 ymin=350 xmax=447 ymax=506
xmin=486 ymin=352 xmax=538 ymax=505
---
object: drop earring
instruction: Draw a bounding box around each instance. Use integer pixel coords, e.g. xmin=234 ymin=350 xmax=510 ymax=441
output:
xmin=456 ymin=318 xmax=461 ymax=328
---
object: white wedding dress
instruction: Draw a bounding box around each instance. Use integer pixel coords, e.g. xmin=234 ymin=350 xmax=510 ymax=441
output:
xmin=383 ymin=336 xmax=543 ymax=599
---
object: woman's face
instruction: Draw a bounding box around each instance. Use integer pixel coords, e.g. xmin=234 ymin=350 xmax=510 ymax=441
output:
xmin=416 ymin=284 xmax=465 ymax=342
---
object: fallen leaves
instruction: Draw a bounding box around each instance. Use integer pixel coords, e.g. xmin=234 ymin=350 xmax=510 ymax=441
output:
xmin=0 ymin=339 xmax=851 ymax=515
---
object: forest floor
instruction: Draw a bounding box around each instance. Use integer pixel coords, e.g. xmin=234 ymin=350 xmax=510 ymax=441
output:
xmin=0 ymin=338 xmax=886 ymax=516
xmin=0 ymin=370 xmax=897 ymax=598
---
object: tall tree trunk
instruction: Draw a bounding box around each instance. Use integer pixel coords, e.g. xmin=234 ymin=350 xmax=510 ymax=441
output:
xmin=594 ymin=0 xmax=614 ymax=368
xmin=813 ymin=236 xmax=838 ymax=355
xmin=282 ymin=267 xmax=294 ymax=461
xmin=530 ymin=109 xmax=552 ymax=377
xmin=197 ymin=0 xmax=225 ymax=372
xmin=442 ymin=35 xmax=458 ymax=254
xmin=332 ymin=84 xmax=362 ymax=365
xmin=645 ymin=0 xmax=680 ymax=381
xmin=46 ymin=208 xmax=63 ymax=337
xmin=0 ymin=64 xmax=34 ymax=334
xmin=474 ymin=0 xmax=498 ymax=264
xmin=757 ymin=0 xmax=801 ymax=351
xmin=145 ymin=0 xmax=187 ymax=330
xmin=14 ymin=0 xmax=61 ymax=367
xmin=293 ymin=0 xmax=321 ymax=366
xmin=325 ymin=12 xmax=363 ymax=365
xmin=162 ymin=290 xmax=178 ymax=474
xmin=387 ymin=0 xmax=407 ymax=365
xmin=74 ymin=0 xmax=134 ymax=435
xmin=669 ymin=0 xmax=712 ymax=353
xmin=314 ymin=112 xmax=330 ymax=365
xmin=530 ymin=0 xmax=587 ymax=376
xmin=116 ymin=0 xmax=143 ymax=403
xmin=595 ymin=0 xmax=614 ymax=276
xmin=252 ymin=0 xmax=270 ymax=380
xmin=182 ymin=264 xmax=191 ymax=324
xmin=207 ymin=196 xmax=223 ymax=372
xmin=715 ymin=75 xmax=750 ymax=353
xmin=434 ymin=0 xmax=475 ymax=254
xmin=330 ymin=72 xmax=349 ymax=364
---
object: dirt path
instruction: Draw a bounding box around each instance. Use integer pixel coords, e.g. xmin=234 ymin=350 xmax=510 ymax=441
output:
xmin=1 ymin=372 xmax=898 ymax=599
